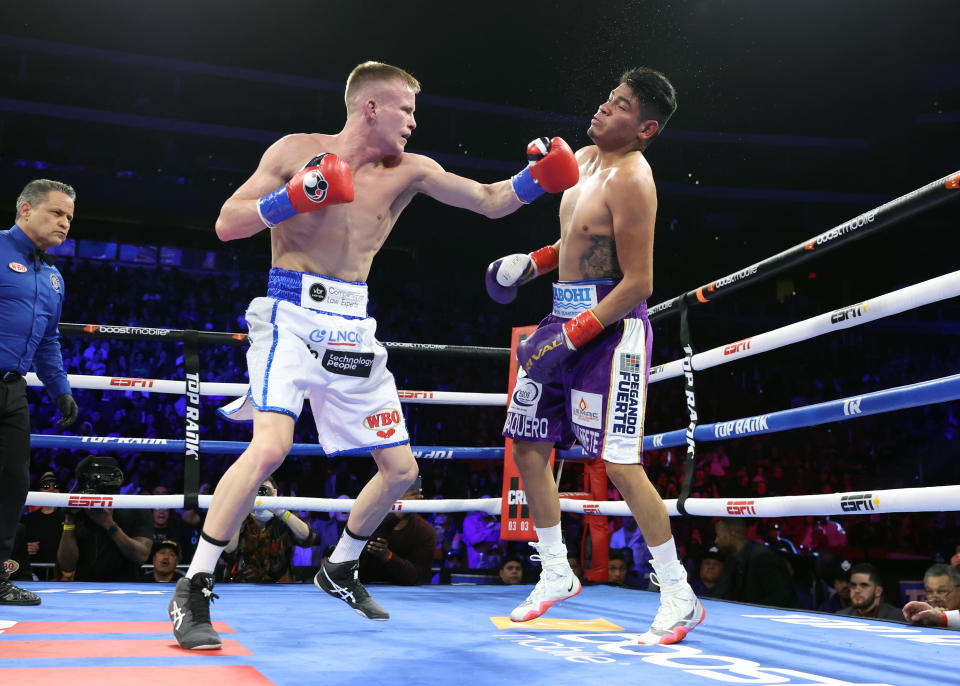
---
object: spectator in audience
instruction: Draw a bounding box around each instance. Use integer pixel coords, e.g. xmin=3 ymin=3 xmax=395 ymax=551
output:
xmin=23 ymin=471 xmax=65 ymax=576
xmin=836 ymin=563 xmax=904 ymax=622
xmin=150 ymin=487 xmax=192 ymax=560
xmin=920 ymin=563 xmax=960 ymax=611
xmin=607 ymin=548 xmax=644 ymax=589
xmin=359 ymin=476 xmax=437 ymax=586
xmin=609 ymin=516 xmax=652 ymax=581
xmin=691 ymin=546 xmax=725 ymax=597
xmin=462 ymin=505 xmax=502 ymax=570
xmin=219 ymin=476 xmax=317 ymax=583
xmin=144 ymin=539 xmax=184 ymax=583
xmin=901 ymin=562 xmax=960 ymax=628
xmin=711 ymin=517 xmax=800 ymax=609
xmin=498 ymin=555 xmax=525 ymax=585
xmin=429 ymin=505 xmax=465 ymax=570
xmin=57 ymin=456 xmax=153 ymax=582
xmin=817 ymin=558 xmax=853 ymax=612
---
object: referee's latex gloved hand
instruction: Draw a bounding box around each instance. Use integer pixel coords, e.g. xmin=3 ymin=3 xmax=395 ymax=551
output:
xmin=55 ymin=393 xmax=78 ymax=427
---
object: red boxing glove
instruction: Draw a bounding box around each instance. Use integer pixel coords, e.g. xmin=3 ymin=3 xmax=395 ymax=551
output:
xmin=257 ymin=153 xmax=354 ymax=228
xmin=512 ymin=137 xmax=579 ymax=203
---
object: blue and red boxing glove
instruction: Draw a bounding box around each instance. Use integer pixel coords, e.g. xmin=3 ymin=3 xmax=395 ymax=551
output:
xmin=517 ymin=310 xmax=605 ymax=384
xmin=511 ymin=137 xmax=579 ymax=204
xmin=257 ymin=153 xmax=354 ymax=228
xmin=485 ymin=245 xmax=559 ymax=304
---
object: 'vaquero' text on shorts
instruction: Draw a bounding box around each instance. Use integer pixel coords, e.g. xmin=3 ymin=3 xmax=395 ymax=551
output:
xmin=219 ymin=267 xmax=410 ymax=456
xmin=502 ymin=279 xmax=652 ymax=465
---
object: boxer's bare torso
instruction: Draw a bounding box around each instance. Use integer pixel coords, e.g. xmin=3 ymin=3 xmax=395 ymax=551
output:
xmin=557 ymin=145 xmax=652 ymax=284
xmin=266 ymin=133 xmax=435 ymax=282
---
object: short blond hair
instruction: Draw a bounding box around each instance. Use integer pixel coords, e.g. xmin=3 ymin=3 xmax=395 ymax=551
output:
xmin=345 ymin=61 xmax=421 ymax=111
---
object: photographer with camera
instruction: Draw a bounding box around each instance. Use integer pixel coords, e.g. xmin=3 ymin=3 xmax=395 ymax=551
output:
xmin=218 ymin=477 xmax=317 ymax=583
xmin=57 ymin=456 xmax=152 ymax=582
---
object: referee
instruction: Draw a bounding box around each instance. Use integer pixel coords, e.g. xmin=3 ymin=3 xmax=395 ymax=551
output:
xmin=1 ymin=179 xmax=79 ymax=605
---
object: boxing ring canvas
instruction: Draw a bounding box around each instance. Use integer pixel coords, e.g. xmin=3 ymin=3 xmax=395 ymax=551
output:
xmin=0 ymin=582 xmax=953 ymax=685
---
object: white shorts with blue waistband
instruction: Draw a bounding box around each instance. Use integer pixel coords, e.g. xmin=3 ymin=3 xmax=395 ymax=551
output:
xmin=218 ymin=268 xmax=409 ymax=456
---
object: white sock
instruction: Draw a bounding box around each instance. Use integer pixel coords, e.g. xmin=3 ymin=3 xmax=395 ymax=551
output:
xmin=649 ymin=538 xmax=679 ymax=568
xmin=535 ymin=524 xmax=563 ymax=547
xmin=186 ymin=539 xmax=226 ymax=578
xmin=329 ymin=531 xmax=367 ymax=563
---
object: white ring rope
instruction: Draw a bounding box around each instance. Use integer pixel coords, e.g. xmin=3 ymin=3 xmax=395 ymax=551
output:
xmin=22 ymin=372 xmax=507 ymax=406
xmin=650 ymin=268 xmax=960 ymax=383
xmin=32 ymin=269 xmax=959 ymax=406
xmin=25 ymin=484 xmax=960 ymax=518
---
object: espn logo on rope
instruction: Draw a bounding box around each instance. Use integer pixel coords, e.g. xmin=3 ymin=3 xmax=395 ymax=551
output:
xmin=723 ymin=338 xmax=752 ymax=356
xmin=726 ymin=500 xmax=757 ymax=516
xmin=67 ymin=495 xmax=115 ymax=508
xmin=399 ymin=390 xmax=435 ymax=400
xmin=322 ymin=350 xmax=374 ymax=377
xmin=507 ymin=477 xmax=530 ymax=520
xmin=830 ymin=301 xmax=869 ymax=325
xmin=840 ymin=493 xmax=879 ymax=512
xmin=109 ymin=377 xmax=155 ymax=388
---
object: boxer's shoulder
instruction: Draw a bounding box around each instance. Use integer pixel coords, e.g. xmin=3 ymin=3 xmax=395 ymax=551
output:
xmin=575 ymin=145 xmax=599 ymax=163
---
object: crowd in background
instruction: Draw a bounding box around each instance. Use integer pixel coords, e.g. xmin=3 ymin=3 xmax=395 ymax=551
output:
xmin=18 ymin=254 xmax=960 ymax=613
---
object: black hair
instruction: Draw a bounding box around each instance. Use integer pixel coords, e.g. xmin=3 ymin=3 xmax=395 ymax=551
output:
xmin=619 ymin=67 xmax=678 ymax=133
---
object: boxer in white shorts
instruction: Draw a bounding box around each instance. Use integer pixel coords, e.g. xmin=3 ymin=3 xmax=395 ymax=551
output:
xmin=167 ymin=60 xmax=580 ymax=651
xmin=220 ymin=269 xmax=409 ymax=456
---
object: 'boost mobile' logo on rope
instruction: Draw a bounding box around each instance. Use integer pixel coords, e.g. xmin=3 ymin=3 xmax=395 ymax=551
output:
xmin=840 ymin=493 xmax=879 ymax=512
xmin=82 ymin=325 xmax=170 ymax=336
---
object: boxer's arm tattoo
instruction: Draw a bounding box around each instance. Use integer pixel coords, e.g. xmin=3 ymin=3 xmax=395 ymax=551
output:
xmin=580 ymin=235 xmax=623 ymax=279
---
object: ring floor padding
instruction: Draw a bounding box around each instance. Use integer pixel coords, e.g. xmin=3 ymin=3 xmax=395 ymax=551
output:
xmin=0 ymin=582 xmax=954 ymax=685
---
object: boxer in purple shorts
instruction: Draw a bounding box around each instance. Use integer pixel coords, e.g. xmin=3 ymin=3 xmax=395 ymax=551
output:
xmin=487 ymin=67 xmax=704 ymax=644
xmin=503 ymin=280 xmax=652 ymax=461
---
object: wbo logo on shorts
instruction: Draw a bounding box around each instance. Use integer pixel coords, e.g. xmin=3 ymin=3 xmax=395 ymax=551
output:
xmin=363 ymin=407 xmax=403 ymax=439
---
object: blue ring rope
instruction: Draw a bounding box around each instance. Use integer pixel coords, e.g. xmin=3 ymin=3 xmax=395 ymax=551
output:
xmin=30 ymin=372 xmax=960 ymax=459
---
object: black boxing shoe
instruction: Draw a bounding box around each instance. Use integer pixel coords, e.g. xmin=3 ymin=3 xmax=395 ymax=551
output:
xmin=168 ymin=573 xmax=222 ymax=650
xmin=0 ymin=578 xmax=41 ymax=605
xmin=314 ymin=559 xmax=389 ymax=620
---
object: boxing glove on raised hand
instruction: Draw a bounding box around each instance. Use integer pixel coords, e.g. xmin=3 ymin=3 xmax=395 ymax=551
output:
xmin=511 ymin=137 xmax=579 ymax=204
xmin=257 ymin=153 xmax=354 ymax=228
xmin=485 ymin=245 xmax=559 ymax=304
xmin=517 ymin=310 xmax=604 ymax=383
